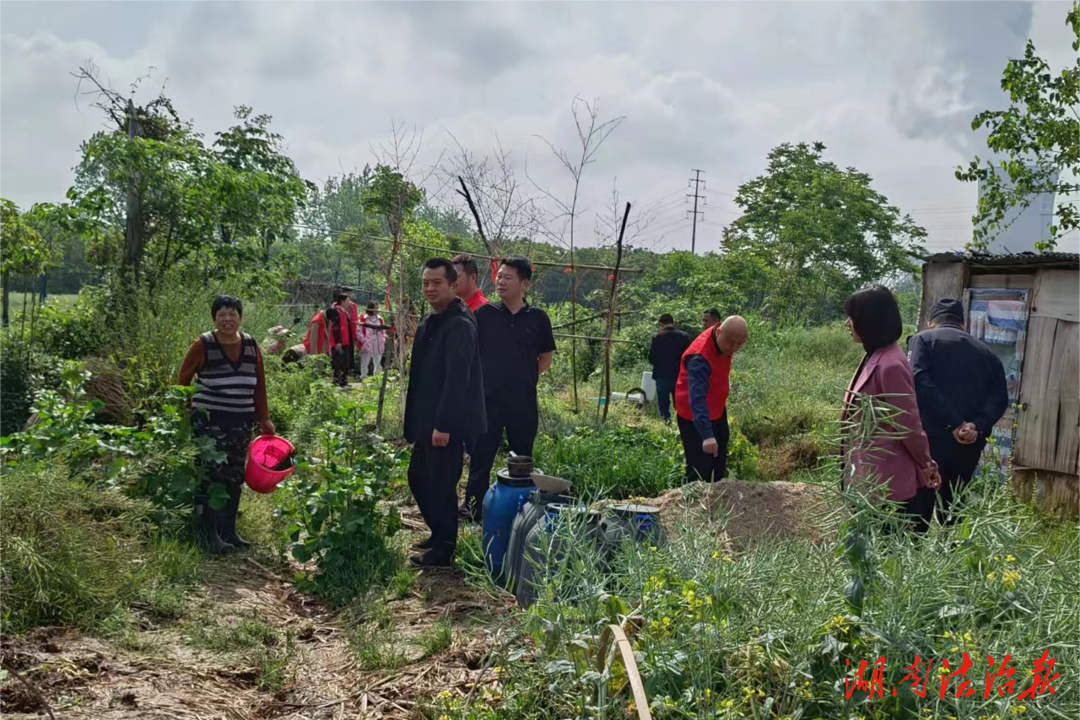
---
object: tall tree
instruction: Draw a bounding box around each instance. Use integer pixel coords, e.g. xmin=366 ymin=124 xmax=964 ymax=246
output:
xmin=213 ymin=106 xmax=311 ymax=260
xmin=956 ymin=3 xmax=1079 ymax=252
xmin=723 ymin=142 xmax=926 ymax=324
xmin=0 ymin=200 xmax=48 ymax=327
xmin=69 ymin=65 xmax=311 ymax=296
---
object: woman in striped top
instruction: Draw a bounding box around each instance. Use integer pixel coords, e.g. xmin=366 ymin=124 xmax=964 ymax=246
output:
xmin=179 ymin=295 xmax=275 ymax=554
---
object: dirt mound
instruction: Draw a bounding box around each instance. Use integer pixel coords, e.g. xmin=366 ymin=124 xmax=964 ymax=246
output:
xmin=653 ymin=480 xmax=837 ymax=549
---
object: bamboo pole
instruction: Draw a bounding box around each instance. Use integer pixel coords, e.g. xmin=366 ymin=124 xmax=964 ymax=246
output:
xmin=553 ymin=333 xmax=634 ymax=344
xmin=602 ymin=202 xmax=630 ymax=424
xmin=292 ymin=223 xmax=645 ymax=274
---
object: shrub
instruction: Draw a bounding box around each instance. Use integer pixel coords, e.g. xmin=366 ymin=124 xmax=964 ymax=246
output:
xmin=0 ymin=344 xmax=36 ymax=436
xmin=275 ymin=396 xmax=407 ymax=606
xmin=1 ymin=368 xmax=227 ymax=521
xmin=35 ymin=291 xmax=104 ymax=359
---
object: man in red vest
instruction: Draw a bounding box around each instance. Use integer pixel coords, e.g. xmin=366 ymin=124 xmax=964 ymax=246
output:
xmin=452 ymin=255 xmax=489 ymax=312
xmin=674 ymin=315 xmax=749 ymax=483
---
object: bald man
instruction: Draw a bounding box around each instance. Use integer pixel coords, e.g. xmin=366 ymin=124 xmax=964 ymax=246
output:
xmin=673 ymin=316 xmax=749 ymax=483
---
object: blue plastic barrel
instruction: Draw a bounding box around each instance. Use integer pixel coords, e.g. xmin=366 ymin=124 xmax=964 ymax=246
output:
xmin=482 ymin=469 xmax=537 ymax=579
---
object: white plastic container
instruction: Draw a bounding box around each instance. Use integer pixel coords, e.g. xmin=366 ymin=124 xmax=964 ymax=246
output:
xmin=640 ymin=371 xmax=656 ymax=401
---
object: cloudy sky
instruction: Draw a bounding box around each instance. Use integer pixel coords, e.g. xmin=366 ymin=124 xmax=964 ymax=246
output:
xmin=2 ymin=1 xmax=1077 ymax=255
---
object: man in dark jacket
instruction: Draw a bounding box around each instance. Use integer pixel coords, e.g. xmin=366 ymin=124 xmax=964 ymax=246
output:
xmin=403 ymin=258 xmax=486 ymax=567
xmin=908 ymin=299 xmax=1008 ymax=523
xmin=649 ymin=314 xmax=692 ymax=423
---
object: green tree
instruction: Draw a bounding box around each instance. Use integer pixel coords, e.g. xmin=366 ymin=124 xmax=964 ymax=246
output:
xmin=69 ymin=66 xmax=310 ymax=297
xmin=956 ymin=3 xmax=1079 ymax=252
xmin=305 ymin=170 xmax=387 ymax=291
xmin=723 ymin=142 xmax=926 ymax=324
xmin=1 ymin=199 xmax=48 ymax=326
xmin=213 ymin=106 xmax=311 ymax=260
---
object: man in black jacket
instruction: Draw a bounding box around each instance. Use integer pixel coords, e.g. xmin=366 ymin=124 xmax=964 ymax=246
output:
xmin=649 ymin=313 xmax=691 ymax=423
xmin=403 ymin=258 xmax=486 ymax=567
xmin=908 ymin=299 xmax=1008 ymax=523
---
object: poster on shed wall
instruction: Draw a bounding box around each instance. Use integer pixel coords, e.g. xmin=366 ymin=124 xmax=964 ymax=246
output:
xmin=967 ymin=288 xmax=1032 ymax=476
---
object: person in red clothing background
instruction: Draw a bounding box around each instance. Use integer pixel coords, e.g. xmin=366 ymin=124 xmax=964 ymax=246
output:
xmin=329 ymin=293 xmax=353 ymax=388
xmin=452 ymin=255 xmax=489 ymax=312
xmin=303 ymin=308 xmax=333 ymax=356
xmin=674 ymin=315 xmax=749 ymax=483
xmin=339 ymin=286 xmax=360 ymax=376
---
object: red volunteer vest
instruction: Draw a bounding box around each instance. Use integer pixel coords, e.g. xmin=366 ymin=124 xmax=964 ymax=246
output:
xmin=303 ymin=309 xmax=350 ymax=355
xmin=674 ymin=327 xmax=732 ymax=422
xmin=331 ymin=303 xmax=352 ymax=346
xmin=304 ymin=311 xmax=330 ymax=355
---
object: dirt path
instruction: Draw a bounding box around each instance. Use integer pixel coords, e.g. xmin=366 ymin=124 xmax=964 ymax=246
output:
xmin=2 ymin=535 xmax=511 ymax=720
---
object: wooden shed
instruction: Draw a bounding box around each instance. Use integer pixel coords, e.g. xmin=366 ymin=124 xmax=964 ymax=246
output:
xmin=919 ymin=251 xmax=1079 ymax=518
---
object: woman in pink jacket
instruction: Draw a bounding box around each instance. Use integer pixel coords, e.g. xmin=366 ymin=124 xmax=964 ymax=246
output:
xmin=841 ymin=285 xmax=941 ymax=532
xmin=357 ymin=301 xmax=388 ymax=379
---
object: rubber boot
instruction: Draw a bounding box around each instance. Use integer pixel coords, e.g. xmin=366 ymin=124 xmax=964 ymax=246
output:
xmin=195 ymin=502 xmax=236 ymax=555
xmin=218 ymin=483 xmax=250 ymax=550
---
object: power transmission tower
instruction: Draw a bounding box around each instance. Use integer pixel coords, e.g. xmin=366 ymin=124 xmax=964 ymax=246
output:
xmin=687 ymin=169 xmax=706 ymax=254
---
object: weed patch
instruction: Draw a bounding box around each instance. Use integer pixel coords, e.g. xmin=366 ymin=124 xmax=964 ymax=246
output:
xmin=0 ymin=462 xmax=202 ymax=634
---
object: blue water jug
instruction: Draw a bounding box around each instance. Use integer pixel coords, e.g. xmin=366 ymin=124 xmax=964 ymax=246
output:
xmin=482 ymin=468 xmax=537 ymax=579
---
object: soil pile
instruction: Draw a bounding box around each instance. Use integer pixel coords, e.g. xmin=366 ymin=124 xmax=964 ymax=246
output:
xmin=653 ymin=480 xmax=838 ymax=549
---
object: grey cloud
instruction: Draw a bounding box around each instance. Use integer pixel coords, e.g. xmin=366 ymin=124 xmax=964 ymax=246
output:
xmin=378 ymin=1 xmax=537 ymax=83
xmin=2 ymin=1 xmax=1075 ymax=255
xmin=876 ymin=2 xmax=1034 ymax=154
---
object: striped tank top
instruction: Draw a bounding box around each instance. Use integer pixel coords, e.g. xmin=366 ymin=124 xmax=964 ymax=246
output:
xmin=192 ymin=332 xmax=258 ymax=421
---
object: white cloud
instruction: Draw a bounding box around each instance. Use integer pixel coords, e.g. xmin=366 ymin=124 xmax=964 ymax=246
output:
xmin=2 ymin=1 xmax=1074 ymax=256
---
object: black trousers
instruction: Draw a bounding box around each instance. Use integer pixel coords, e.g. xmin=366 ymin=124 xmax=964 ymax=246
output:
xmin=409 ymin=436 xmax=465 ymax=559
xmin=928 ymin=434 xmax=986 ymax=523
xmin=332 ymin=347 xmax=350 ymax=386
xmin=463 ymin=398 xmax=538 ymax=516
xmin=655 ymin=378 xmax=676 ymax=422
xmin=677 ymin=410 xmax=729 ymax=483
xmin=899 ymin=491 xmax=936 ymax=535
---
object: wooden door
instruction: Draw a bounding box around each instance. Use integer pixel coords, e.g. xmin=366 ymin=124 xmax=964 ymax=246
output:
xmin=1015 ymin=316 xmax=1080 ymax=474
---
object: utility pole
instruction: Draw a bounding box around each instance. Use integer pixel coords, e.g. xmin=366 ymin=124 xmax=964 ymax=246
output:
xmin=687 ymin=169 xmax=705 ymax=254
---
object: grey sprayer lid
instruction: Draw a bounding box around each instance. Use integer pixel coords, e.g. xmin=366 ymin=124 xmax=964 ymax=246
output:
xmin=609 ymin=503 xmax=660 ymax=517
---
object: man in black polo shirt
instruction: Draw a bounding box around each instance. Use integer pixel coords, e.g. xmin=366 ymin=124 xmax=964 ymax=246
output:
xmin=461 ymin=256 xmax=556 ymax=522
